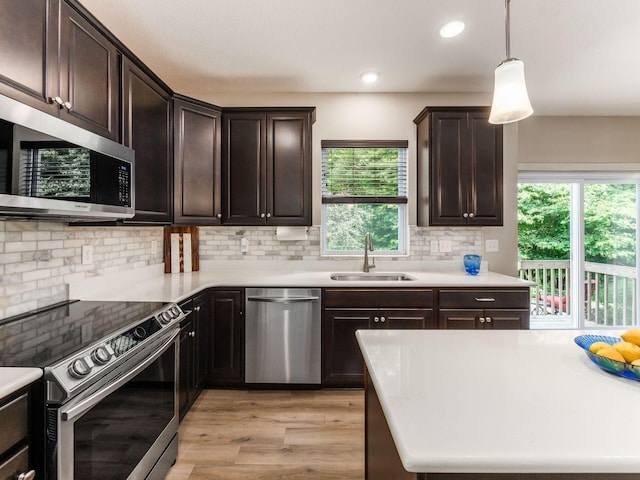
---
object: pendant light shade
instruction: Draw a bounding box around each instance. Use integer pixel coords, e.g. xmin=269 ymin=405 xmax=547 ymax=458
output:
xmin=489 ymin=0 xmax=533 ymax=124
xmin=489 ymin=58 xmax=533 ymax=124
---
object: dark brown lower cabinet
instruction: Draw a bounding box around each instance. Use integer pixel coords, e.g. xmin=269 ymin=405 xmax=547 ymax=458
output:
xmin=322 ymin=289 xmax=435 ymax=388
xmin=0 ymin=385 xmax=38 ymax=480
xmin=207 ymin=289 xmax=245 ymax=387
xmin=437 ymin=289 xmax=530 ymax=330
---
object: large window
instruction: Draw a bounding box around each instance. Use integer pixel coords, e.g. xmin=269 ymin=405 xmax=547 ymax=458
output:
xmin=321 ymin=140 xmax=408 ymax=255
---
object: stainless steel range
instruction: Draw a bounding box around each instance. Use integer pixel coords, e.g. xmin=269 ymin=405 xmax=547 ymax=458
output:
xmin=0 ymin=300 xmax=187 ymax=480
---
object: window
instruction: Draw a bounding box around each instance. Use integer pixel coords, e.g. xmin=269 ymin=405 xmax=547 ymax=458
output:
xmin=321 ymin=140 xmax=408 ymax=255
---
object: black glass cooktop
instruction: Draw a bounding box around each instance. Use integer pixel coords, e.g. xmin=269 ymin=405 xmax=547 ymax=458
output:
xmin=0 ymin=300 xmax=166 ymax=368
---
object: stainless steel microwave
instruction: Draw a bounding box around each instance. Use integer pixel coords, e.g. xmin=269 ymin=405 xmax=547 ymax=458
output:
xmin=0 ymin=94 xmax=135 ymax=221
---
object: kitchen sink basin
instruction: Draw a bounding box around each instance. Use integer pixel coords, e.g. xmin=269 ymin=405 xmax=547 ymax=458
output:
xmin=330 ymin=273 xmax=416 ymax=281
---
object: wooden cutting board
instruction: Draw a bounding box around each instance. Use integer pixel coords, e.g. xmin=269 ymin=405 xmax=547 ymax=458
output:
xmin=163 ymin=226 xmax=199 ymax=273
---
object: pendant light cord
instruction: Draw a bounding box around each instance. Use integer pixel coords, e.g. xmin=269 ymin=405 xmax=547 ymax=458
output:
xmin=505 ymin=0 xmax=511 ymax=59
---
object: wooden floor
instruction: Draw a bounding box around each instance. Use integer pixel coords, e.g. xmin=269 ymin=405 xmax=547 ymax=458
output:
xmin=165 ymin=389 xmax=365 ymax=480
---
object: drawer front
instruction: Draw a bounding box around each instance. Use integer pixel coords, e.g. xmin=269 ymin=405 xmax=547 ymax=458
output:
xmin=0 ymin=446 xmax=29 ymax=480
xmin=438 ymin=289 xmax=529 ymax=309
xmin=324 ymin=289 xmax=434 ymax=309
xmin=0 ymin=393 xmax=28 ymax=455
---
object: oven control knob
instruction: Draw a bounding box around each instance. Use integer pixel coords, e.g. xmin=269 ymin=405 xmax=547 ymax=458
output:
xmin=91 ymin=345 xmax=112 ymax=365
xmin=133 ymin=326 xmax=147 ymax=339
xmin=69 ymin=357 xmax=93 ymax=378
xmin=158 ymin=311 xmax=172 ymax=325
xmin=171 ymin=306 xmax=181 ymax=317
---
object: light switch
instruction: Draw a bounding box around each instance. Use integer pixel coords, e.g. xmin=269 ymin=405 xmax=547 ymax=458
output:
xmin=485 ymin=239 xmax=499 ymax=253
xmin=439 ymin=240 xmax=452 ymax=253
xmin=81 ymin=245 xmax=94 ymax=265
xmin=430 ymin=240 xmax=439 ymax=253
xmin=241 ymin=237 xmax=249 ymax=254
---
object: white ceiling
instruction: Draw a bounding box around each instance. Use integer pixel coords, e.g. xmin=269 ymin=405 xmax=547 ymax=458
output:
xmin=79 ymin=0 xmax=640 ymax=116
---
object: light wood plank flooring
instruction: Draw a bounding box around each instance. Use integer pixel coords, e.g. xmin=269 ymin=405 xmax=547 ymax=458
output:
xmin=165 ymin=389 xmax=365 ymax=480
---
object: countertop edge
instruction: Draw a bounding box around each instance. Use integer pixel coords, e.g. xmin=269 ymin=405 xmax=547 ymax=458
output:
xmin=0 ymin=367 xmax=42 ymax=399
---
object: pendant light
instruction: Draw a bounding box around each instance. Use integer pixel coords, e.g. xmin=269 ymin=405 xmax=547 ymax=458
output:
xmin=489 ymin=0 xmax=533 ymax=124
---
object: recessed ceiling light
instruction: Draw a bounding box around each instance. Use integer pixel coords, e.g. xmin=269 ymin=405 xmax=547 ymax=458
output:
xmin=360 ymin=72 xmax=380 ymax=84
xmin=439 ymin=20 xmax=465 ymax=38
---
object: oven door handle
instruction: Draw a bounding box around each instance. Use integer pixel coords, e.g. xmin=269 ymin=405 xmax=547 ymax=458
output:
xmin=61 ymin=328 xmax=179 ymax=422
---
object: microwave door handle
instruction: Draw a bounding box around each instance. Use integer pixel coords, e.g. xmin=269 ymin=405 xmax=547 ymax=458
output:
xmin=61 ymin=329 xmax=179 ymax=422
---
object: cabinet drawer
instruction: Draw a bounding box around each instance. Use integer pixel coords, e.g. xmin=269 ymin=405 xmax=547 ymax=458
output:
xmin=438 ymin=289 xmax=529 ymax=309
xmin=0 ymin=393 xmax=28 ymax=454
xmin=324 ymin=289 xmax=433 ymax=309
xmin=0 ymin=446 xmax=29 ymax=480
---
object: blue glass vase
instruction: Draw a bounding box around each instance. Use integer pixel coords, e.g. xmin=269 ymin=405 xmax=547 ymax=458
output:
xmin=463 ymin=254 xmax=481 ymax=275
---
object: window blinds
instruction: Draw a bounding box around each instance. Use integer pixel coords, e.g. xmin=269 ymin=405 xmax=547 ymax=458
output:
xmin=321 ymin=140 xmax=408 ymax=204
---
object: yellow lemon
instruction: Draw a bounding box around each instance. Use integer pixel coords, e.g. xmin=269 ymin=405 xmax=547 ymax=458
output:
xmin=614 ymin=341 xmax=640 ymax=363
xmin=588 ymin=341 xmax=611 ymax=354
xmin=596 ymin=346 xmax=626 ymax=363
xmin=621 ymin=329 xmax=640 ymax=347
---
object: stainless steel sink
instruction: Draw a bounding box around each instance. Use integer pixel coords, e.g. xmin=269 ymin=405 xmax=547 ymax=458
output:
xmin=330 ymin=272 xmax=416 ymax=281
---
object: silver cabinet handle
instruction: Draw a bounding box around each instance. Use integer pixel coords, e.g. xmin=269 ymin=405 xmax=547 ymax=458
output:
xmin=469 ymin=212 xmax=475 ymax=218
xmin=63 ymin=101 xmax=72 ymax=111
xmin=266 ymin=213 xmax=271 ymax=218
xmin=18 ymin=471 xmax=36 ymax=480
xmin=216 ymin=213 xmax=222 ymax=219
xmin=194 ymin=306 xmax=201 ymax=312
xmin=474 ymin=297 xmax=496 ymax=302
xmin=260 ymin=213 xmax=266 ymax=218
xmin=190 ymin=331 xmax=196 ymax=337
xmin=479 ymin=317 xmax=485 ymax=323
xmin=486 ymin=317 xmax=492 ymax=323
xmin=49 ymin=96 xmax=63 ymax=107
xmin=373 ymin=316 xmax=379 ymax=323
xmin=463 ymin=212 xmax=469 ymax=218
xmin=380 ymin=316 xmax=386 ymax=323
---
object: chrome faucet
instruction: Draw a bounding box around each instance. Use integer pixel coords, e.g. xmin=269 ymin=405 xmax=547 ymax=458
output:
xmin=363 ymin=233 xmax=376 ymax=272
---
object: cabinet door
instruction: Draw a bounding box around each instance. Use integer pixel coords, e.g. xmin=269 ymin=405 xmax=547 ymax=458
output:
xmin=58 ymin=0 xmax=119 ymax=140
xmin=485 ymin=309 xmax=529 ymax=330
xmin=381 ymin=309 xmax=436 ymax=329
xmin=222 ymin=113 xmax=265 ymax=224
xmin=266 ymin=112 xmax=312 ymax=225
xmin=438 ymin=309 xmax=483 ymax=329
xmin=466 ymin=109 xmax=503 ymax=226
xmin=0 ymin=0 xmax=58 ymax=114
xmin=207 ymin=290 xmax=244 ymax=386
xmin=192 ymin=293 xmax=210 ymax=391
xmin=429 ymin=110 xmax=469 ymax=226
xmin=322 ymin=310 xmax=370 ymax=388
xmin=178 ymin=318 xmax=194 ymax=421
xmin=174 ymin=98 xmax=222 ymax=224
xmin=122 ymin=57 xmax=172 ymax=223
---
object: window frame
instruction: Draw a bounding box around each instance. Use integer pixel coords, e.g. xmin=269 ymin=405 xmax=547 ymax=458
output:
xmin=321 ymin=139 xmax=409 ymax=256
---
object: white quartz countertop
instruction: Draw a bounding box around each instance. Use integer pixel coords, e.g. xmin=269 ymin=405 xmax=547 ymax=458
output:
xmin=71 ymin=260 xmax=533 ymax=303
xmin=356 ymin=329 xmax=640 ymax=474
xmin=0 ymin=368 xmax=42 ymax=399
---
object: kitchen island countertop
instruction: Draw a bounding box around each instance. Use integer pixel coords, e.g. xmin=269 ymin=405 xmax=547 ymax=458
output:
xmin=357 ymin=329 xmax=640 ymax=475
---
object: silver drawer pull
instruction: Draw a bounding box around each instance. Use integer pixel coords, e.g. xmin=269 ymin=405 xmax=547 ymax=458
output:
xmin=474 ymin=297 xmax=496 ymax=302
xmin=18 ymin=471 xmax=36 ymax=480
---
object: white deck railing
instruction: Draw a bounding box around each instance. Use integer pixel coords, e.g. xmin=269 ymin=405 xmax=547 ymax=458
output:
xmin=518 ymin=259 xmax=637 ymax=327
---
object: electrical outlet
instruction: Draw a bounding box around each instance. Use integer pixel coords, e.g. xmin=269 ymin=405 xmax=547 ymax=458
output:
xmin=485 ymin=239 xmax=499 ymax=253
xmin=439 ymin=240 xmax=452 ymax=253
xmin=240 ymin=237 xmax=249 ymax=254
xmin=81 ymin=245 xmax=94 ymax=265
xmin=430 ymin=240 xmax=439 ymax=253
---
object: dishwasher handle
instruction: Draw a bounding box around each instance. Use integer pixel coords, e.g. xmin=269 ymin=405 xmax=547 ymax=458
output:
xmin=247 ymin=296 xmax=320 ymax=304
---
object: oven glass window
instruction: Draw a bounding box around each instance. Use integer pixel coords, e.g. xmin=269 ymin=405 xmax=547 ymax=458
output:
xmin=73 ymin=344 xmax=175 ymax=479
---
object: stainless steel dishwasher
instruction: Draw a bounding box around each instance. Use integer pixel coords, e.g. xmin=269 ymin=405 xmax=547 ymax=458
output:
xmin=245 ymin=288 xmax=321 ymax=384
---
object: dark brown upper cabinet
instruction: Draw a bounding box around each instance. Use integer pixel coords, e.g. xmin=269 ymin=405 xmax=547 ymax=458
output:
xmin=222 ymin=108 xmax=315 ymax=226
xmin=0 ymin=0 xmax=119 ymax=141
xmin=415 ymin=107 xmax=503 ymax=226
xmin=173 ymin=96 xmax=223 ymax=225
xmin=122 ymin=56 xmax=173 ymax=224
